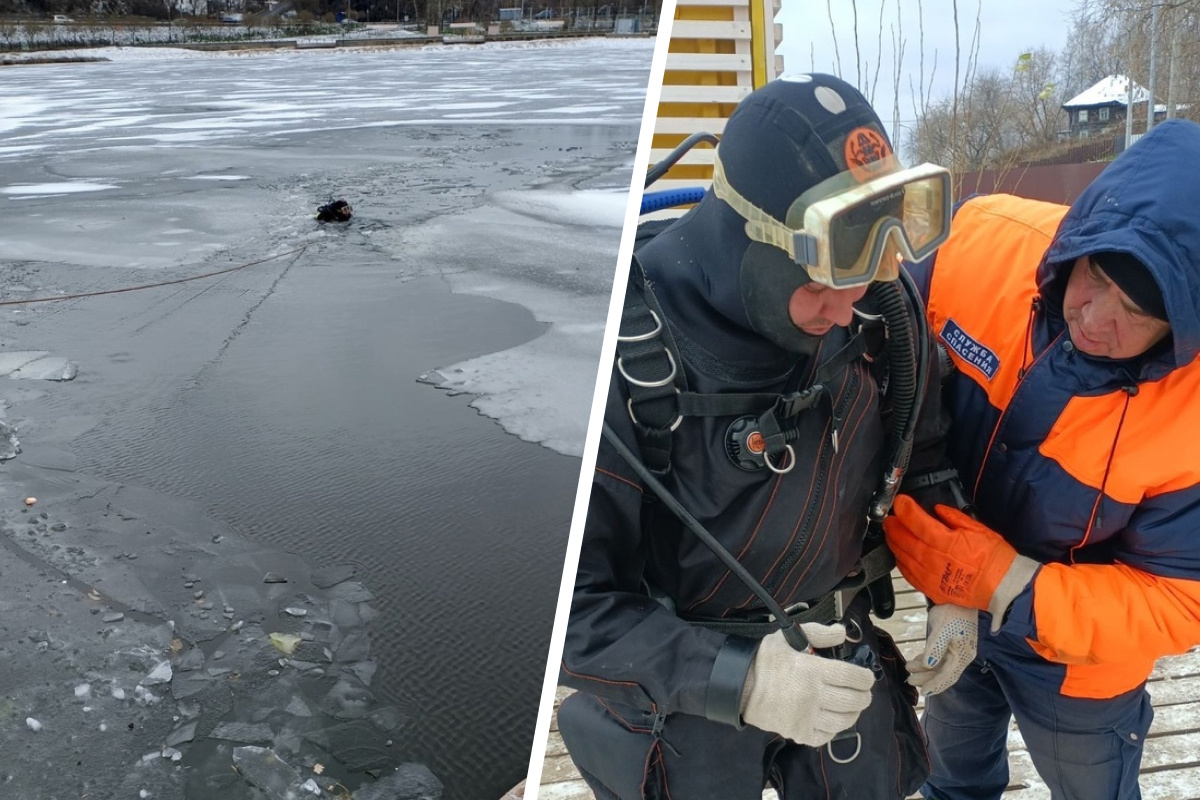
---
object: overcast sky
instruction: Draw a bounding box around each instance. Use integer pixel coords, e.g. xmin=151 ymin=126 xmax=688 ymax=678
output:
xmin=776 ymin=0 xmax=1078 ymax=151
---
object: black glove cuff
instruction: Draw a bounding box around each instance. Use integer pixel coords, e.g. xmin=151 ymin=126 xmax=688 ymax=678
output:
xmin=704 ymin=635 xmax=758 ymax=729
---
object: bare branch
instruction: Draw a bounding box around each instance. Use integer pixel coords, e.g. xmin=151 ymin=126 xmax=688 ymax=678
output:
xmin=871 ymin=0 xmax=886 ymax=104
xmin=827 ymin=0 xmax=843 ymax=76
xmin=852 ymin=0 xmax=862 ymax=88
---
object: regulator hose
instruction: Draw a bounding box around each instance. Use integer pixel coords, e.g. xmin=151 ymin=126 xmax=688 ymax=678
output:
xmin=866 ymin=267 xmax=931 ymax=521
xmin=644 ymin=131 xmax=719 ymax=189
xmin=641 ymin=187 xmax=706 ymax=215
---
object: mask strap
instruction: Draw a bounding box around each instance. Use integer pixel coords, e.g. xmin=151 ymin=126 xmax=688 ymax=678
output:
xmin=711 ymin=154 xmax=818 ymax=266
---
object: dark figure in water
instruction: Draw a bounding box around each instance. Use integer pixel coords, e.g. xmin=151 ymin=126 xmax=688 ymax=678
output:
xmin=316 ymin=200 xmax=353 ymax=223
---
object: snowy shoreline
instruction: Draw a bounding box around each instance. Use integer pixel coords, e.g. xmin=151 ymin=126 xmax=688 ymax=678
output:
xmin=0 ymin=33 xmax=653 ymax=66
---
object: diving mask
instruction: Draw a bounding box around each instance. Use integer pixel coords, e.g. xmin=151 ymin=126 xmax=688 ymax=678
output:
xmin=712 ymin=152 xmax=952 ymax=289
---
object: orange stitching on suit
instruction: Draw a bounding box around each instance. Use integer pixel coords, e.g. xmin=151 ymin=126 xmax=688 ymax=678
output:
xmin=595 ymin=465 xmax=643 ymax=493
xmin=595 ymin=697 xmax=654 ymax=733
xmin=687 ymin=470 xmax=783 ymax=614
xmin=560 ymin=660 xmax=657 ymax=702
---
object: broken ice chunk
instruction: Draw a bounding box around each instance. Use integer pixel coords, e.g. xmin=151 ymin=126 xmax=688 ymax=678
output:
xmin=353 ymin=763 xmax=444 ymax=800
xmin=269 ymin=632 xmax=302 ymax=655
xmin=0 ymin=420 xmax=18 ymax=461
xmin=211 ymin=722 xmax=274 ymax=745
xmin=232 ymin=746 xmax=305 ymax=800
xmin=142 ymin=660 xmax=173 ymax=686
xmin=133 ymin=685 xmax=161 ymax=706
xmin=165 ymin=720 xmax=198 ymax=747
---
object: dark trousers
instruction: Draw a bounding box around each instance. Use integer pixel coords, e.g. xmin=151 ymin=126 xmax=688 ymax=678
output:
xmin=922 ymin=657 xmax=1152 ymax=800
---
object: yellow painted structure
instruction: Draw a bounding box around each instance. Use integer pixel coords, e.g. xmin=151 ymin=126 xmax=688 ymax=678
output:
xmin=650 ymin=0 xmax=783 ymax=194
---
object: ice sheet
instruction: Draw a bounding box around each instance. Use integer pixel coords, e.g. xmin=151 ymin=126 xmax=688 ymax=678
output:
xmin=403 ymin=187 xmax=632 ymax=456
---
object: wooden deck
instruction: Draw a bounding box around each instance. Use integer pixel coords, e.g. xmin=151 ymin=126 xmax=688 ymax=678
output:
xmin=537 ymin=573 xmax=1200 ymax=800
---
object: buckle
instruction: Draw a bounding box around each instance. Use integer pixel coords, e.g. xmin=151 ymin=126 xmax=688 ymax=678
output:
xmin=791 ymin=231 xmax=819 ymax=266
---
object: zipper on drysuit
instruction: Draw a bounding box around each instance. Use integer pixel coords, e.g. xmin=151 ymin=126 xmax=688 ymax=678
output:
xmin=762 ymin=366 xmax=862 ymax=597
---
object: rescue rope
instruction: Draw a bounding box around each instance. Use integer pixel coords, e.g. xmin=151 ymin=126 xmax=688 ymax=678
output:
xmin=0 ymin=245 xmax=309 ymax=307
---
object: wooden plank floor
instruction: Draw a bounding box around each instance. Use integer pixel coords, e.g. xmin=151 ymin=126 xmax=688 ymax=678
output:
xmin=538 ymin=573 xmax=1200 ymax=800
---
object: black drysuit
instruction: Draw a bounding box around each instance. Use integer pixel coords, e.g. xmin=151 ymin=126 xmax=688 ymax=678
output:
xmin=558 ymin=198 xmax=948 ymax=799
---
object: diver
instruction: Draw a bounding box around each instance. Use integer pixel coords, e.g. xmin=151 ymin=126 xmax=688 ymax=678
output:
xmin=316 ymin=199 xmax=353 ymax=223
xmin=557 ymin=74 xmax=965 ymax=798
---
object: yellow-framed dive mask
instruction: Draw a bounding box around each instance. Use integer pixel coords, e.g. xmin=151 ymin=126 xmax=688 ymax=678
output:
xmin=712 ymin=152 xmax=952 ymax=289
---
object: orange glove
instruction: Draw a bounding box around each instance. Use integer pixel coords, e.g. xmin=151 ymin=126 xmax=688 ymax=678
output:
xmin=884 ymin=496 xmax=1039 ymax=632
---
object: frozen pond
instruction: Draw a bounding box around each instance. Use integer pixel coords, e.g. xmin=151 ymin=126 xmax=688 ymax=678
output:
xmin=0 ymin=39 xmax=651 ymax=799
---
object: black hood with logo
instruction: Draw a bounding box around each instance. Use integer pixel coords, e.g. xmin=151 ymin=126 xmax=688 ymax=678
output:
xmin=637 ymin=74 xmax=896 ymax=368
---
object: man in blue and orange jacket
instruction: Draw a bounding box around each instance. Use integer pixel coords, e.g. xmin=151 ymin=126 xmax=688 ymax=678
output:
xmin=884 ymin=118 xmax=1200 ymax=799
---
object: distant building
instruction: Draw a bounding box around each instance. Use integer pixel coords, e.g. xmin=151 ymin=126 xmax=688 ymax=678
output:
xmin=1061 ymin=75 xmax=1169 ymax=140
xmin=498 ymin=7 xmax=522 ymax=20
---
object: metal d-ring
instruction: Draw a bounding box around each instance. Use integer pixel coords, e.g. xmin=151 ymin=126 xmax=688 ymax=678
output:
xmin=844 ymin=616 xmax=864 ymax=643
xmin=827 ymin=732 xmax=862 ymax=764
xmin=627 ymin=391 xmax=683 ymax=432
xmin=617 ymin=309 xmax=664 ymax=342
xmin=764 ymin=444 xmax=795 ymax=474
xmin=618 ymin=347 xmax=678 ymax=389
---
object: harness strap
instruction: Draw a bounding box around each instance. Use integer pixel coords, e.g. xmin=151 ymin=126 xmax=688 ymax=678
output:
xmin=681 ymin=543 xmax=896 ymax=639
xmin=617 ymin=257 xmax=688 ymax=474
xmin=619 ymin=288 xmax=871 ymax=472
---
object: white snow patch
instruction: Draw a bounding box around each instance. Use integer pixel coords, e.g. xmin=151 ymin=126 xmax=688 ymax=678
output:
xmin=406 ymin=195 xmax=623 ymax=457
xmin=2 ymin=182 xmax=117 ymax=195
xmin=494 ymin=188 xmax=628 ymax=229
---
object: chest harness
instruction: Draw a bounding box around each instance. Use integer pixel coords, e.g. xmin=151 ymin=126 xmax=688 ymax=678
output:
xmin=603 ymin=252 xmax=938 ymax=654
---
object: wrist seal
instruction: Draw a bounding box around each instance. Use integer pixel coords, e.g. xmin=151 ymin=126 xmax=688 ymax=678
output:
xmin=705 ymin=635 xmax=759 ymax=728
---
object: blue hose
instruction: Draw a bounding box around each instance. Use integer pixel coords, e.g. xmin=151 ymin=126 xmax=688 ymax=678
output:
xmin=641 ymin=187 xmax=706 ymax=215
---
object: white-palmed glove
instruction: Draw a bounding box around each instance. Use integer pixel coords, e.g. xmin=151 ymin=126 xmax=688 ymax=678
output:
xmin=905 ymin=604 xmax=978 ymax=695
xmin=739 ymin=622 xmax=875 ymax=747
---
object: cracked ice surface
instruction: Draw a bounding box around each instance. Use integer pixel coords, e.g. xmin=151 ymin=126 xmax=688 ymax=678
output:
xmin=0 ymin=350 xmax=78 ymax=380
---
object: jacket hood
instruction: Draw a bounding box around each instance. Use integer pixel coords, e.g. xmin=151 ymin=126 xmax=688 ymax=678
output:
xmin=1038 ymin=119 xmax=1200 ymax=377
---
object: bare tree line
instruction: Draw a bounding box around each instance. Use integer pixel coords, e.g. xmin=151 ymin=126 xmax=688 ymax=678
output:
xmin=2 ymin=0 xmax=657 ymax=26
xmin=822 ymin=0 xmax=1200 ymax=191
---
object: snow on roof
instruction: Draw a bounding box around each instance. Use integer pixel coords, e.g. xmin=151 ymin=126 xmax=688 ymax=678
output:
xmin=1063 ymin=75 xmax=1150 ymax=108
